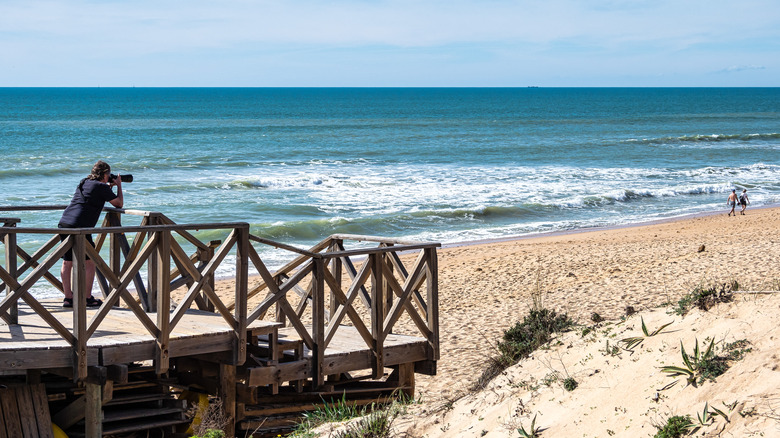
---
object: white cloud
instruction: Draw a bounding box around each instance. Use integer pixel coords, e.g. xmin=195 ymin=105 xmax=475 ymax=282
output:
xmin=718 ymin=65 xmax=767 ymax=73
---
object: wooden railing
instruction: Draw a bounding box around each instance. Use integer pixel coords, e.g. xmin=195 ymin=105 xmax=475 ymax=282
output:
xmin=244 ymin=233 xmax=440 ymax=385
xmin=0 ymin=206 xmax=440 ymax=386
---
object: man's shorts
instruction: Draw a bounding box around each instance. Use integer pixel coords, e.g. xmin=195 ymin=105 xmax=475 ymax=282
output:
xmin=58 ymin=224 xmax=95 ymax=262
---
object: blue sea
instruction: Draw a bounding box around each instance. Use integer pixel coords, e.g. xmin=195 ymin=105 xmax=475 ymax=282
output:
xmin=2 ymin=88 xmax=779 ymax=294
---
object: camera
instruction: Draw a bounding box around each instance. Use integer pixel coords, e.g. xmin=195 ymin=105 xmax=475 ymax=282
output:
xmin=109 ymin=173 xmax=133 ymax=183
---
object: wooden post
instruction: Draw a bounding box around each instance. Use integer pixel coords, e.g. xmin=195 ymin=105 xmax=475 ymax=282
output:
xmin=85 ymin=382 xmax=103 ymax=437
xmin=312 ymin=257 xmax=326 ymax=387
xmin=328 ymin=239 xmax=343 ymax=321
xmin=382 ymin=250 xmax=393 ymax=321
xmin=370 ymin=253 xmax=384 ymax=378
xmin=72 ymin=234 xmax=88 ymax=382
xmin=147 ymin=214 xmax=160 ymax=311
xmin=202 ymin=242 xmax=218 ymax=312
xmin=106 ymin=212 xmax=122 ymax=298
xmin=234 ymin=227 xmax=248 ymax=366
xmin=108 ymin=212 xmax=122 ymax=278
xmin=3 ymin=224 xmax=18 ymax=324
xmin=219 ymin=363 xmax=236 ymax=438
xmin=425 ymin=248 xmax=440 ymax=361
xmin=155 ymin=230 xmax=171 ymax=374
xmin=275 ymin=275 xmax=287 ymax=327
xmin=394 ymin=363 xmax=415 ymax=399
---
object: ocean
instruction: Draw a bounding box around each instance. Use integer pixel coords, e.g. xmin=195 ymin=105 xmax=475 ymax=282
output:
xmin=2 ymin=87 xmax=779 ymax=295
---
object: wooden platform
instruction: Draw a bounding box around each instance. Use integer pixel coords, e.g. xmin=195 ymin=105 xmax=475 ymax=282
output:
xmin=2 ymin=211 xmax=440 ymax=436
xmin=0 ymin=300 xmax=280 ymax=371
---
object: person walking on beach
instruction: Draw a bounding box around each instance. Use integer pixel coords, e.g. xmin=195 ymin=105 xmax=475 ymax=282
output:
xmin=727 ymin=189 xmax=738 ymax=216
xmin=739 ymin=189 xmax=750 ymax=215
xmin=58 ymin=160 xmax=124 ymax=308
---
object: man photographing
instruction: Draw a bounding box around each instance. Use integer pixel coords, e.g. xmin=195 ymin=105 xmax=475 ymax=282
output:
xmin=58 ymin=160 xmax=125 ymax=308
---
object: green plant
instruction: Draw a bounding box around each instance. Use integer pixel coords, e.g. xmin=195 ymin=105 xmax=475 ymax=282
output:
xmin=602 ymin=340 xmax=621 ymax=357
xmin=672 ymin=281 xmax=736 ymax=316
xmin=517 ymin=414 xmax=541 ymax=438
xmin=696 ymin=402 xmax=714 ymax=426
xmin=581 ymin=327 xmax=593 ymax=337
xmin=590 ymin=312 xmax=603 ymax=323
xmin=332 ymin=408 xmax=396 ymax=438
xmin=562 ymin=377 xmax=578 ymax=392
xmin=662 ymin=338 xmax=752 ymax=387
xmin=642 ymin=317 xmax=673 ymax=337
xmin=661 ymin=338 xmax=715 ymax=387
xmin=619 ymin=317 xmax=673 ymax=352
xmin=475 ymin=308 xmax=574 ymax=389
xmin=541 ymin=372 xmax=560 ymax=387
xmin=293 ymin=391 xmax=413 ymax=437
xmin=294 ymin=393 xmax=368 ymax=435
xmin=654 ymin=415 xmax=696 ymax=438
xmin=500 ymin=309 xmax=575 ymax=362
xmin=191 ymin=430 xmax=225 ymax=438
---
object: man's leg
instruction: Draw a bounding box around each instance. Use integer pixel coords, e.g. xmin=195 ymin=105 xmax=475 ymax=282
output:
xmin=86 ymin=259 xmax=96 ymax=298
xmin=61 ymin=260 xmax=73 ymax=299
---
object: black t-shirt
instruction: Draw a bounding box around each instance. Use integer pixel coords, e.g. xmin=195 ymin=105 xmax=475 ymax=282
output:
xmin=59 ymin=179 xmax=118 ymax=228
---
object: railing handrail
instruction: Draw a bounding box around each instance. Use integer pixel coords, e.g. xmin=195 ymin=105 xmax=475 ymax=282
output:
xmin=0 ymin=205 xmax=69 ymax=212
xmin=2 ymin=222 xmax=250 ymax=234
xmin=2 ymin=206 xmax=440 ymax=386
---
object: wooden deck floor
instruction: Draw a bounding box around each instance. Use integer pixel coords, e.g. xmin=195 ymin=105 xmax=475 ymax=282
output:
xmin=0 ymin=300 xmax=280 ymax=371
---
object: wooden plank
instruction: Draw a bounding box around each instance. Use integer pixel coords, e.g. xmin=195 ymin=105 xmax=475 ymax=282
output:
xmin=312 ymin=258 xmax=325 ymax=387
xmin=220 ymin=364 xmax=236 ymax=438
xmin=243 ymin=397 xmax=388 ymax=417
xmin=426 ymin=248 xmax=440 ymax=360
xmin=0 ymin=388 xmax=23 ymax=437
xmin=234 ymin=227 xmax=249 ymax=366
xmin=0 ymin=390 xmax=6 ymax=438
xmin=14 ymin=386 xmax=38 ymax=437
xmin=156 ymin=230 xmax=171 ymax=374
xmin=329 ymin=234 xmax=429 ymax=246
xmin=85 ymin=383 xmax=102 ymax=437
xmin=395 ymin=362 xmax=415 ymax=399
xmin=0 ymin=348 xmax=97 ymax=371
xmin=247 ymin=360 xmax=311 ymax=386
xmin=51 ymin=396 xmax=85 ymax=430
xmin=370 ymin=253 xmax=384 ymax=379
xmin=72 ymin=234 xmax=88 ymax=382
xmin=4 ymin=231 xmax=18 ymax=325
xmin=321 ymin=242 xmax=439 ymax=259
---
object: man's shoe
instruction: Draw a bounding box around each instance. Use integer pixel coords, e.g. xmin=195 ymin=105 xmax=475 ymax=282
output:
xmin=62 ymin=298 xmax=73 ymax=308
xmin=85 ymin=296 xmax=103 ymax=307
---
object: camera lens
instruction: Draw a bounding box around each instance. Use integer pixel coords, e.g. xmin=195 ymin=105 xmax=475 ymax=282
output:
xmin=110 ymin=173 xmax=133 ymax=183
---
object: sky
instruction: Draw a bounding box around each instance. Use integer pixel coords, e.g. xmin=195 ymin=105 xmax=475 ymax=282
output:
xmin=1 ymin=0 xmax=779 ymax=87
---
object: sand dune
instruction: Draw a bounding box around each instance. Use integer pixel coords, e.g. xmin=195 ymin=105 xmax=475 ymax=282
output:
xmin=209 ymin=205 xmax=780 ymax=436
xmin=409 ymin=206 xmax=780 ymax=408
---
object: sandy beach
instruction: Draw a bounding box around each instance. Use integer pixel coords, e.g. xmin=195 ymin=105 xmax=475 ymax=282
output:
xmin=202 ymin=205 xmax=780 ymax=436
xmin=408 ymin=205 xmax=780 ymax=403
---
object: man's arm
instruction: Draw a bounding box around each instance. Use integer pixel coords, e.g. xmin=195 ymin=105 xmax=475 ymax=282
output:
xmin=109 ymin=176 xmax=124 ymax=208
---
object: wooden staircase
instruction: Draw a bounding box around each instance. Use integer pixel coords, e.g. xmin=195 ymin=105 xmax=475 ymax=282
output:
xmin=49 ymin=366 xmax=191 ymax=437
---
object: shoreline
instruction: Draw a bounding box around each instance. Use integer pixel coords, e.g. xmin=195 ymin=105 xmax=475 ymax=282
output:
xmin=202 ymin=203 xmax=780 ymax=286
xmin=440 ymin=202 xmax=780 ymax=250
